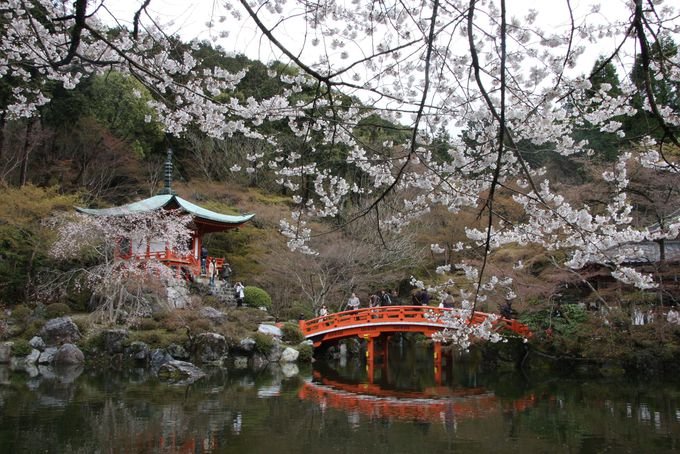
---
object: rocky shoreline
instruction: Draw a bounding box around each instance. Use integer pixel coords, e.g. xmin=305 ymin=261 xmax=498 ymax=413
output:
xmin=0 ymin=315 xmax=312 ymax=385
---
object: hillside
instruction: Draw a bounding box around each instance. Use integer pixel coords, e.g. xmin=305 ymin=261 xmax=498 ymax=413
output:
xmin=0 ymin=23 xmax=679 ymax=376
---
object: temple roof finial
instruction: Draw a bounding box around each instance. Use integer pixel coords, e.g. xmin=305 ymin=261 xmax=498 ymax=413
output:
xmin=158 ymin=148 xmax=175 ymax=195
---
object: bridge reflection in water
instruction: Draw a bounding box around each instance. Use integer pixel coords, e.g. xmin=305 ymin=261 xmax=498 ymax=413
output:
xmin=299 ymin=326 xmax=536 ymax=427
xmin=299 ymin=370 xmax=536 ymax=426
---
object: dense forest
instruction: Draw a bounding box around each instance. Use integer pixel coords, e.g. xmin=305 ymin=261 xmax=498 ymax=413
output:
xmin=1 ymin=1 xmax=680 ymax=374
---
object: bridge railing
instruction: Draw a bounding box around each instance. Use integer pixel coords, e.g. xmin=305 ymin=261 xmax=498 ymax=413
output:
xmin=299 ymin=305 xmax=532 ymax=338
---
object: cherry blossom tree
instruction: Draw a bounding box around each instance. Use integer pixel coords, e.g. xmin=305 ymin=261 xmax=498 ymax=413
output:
xmin=46 ymin=209 xmax=193 ymax=323
xmin=4 ymin=0 xmax=680 ymax=345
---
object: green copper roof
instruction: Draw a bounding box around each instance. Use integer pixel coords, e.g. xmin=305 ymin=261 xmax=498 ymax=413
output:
xmin=76 ymin=194 xmax=255 ymax=225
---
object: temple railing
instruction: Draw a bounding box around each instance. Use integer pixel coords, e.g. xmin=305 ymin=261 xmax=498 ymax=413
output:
xmin=117 ymin=249 xmax=225 ymax=278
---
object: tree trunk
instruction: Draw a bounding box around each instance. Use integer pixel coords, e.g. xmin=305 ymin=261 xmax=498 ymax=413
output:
xmin=19 ymin=120 xmax=31 ymax=186
xmin=657 ymin=238 xmax=666 ymax=262
xmin=0 ymin=112 xmax=5 ymax=165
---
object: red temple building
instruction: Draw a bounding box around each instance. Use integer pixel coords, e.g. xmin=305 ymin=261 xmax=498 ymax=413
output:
xmin=75 ymin=150 xmax=254 ymax=277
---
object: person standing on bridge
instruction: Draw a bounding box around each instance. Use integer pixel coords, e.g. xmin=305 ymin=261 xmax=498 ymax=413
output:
xmin=420 ymin=289 xmax=431 ymax=306
xmin=440 ymin=290 xmax=455 ymax=309
xmin=319 ymin=304 xmax=329 ymax=317
xmin=347 ymin=293 xmax=361 ymax=311
xmin=380 ymin=289 xmax=392 ymax=306
xmin=390 ymin=289 xmax=401 ymax=306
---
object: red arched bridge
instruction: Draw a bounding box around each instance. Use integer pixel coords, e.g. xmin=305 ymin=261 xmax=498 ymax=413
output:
xmin=298 ymin=306 xmax=531 ymax=348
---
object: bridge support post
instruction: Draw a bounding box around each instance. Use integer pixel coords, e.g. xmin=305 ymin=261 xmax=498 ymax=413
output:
xmin=362 ymin=334 xmax=383 ymax=383
xmin=433 ymin=341 xmax=442 ymax=385
xmin=366 ymin=336 xmax=375 ymax=383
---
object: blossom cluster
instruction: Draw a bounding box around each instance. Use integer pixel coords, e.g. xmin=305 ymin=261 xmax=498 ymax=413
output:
xmin=5 ymin=0 xmax=680 ymax=345
xmin=47 ymin=209 xmax=194 ymax=320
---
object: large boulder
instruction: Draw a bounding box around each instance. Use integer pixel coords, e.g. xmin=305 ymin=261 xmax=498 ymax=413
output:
xmin=167 ymin=284 xmax=190 ymax=309
xmin=233 ymin=337 xmax=256 ymax=355
xmin=102 ymin=329 xmax=129 ymax=354
xmin=250 ymin=353 xmax=268 ymax=371
xmin=280 ymin=347 xmax=300 ymax=363
xmin=158 ymin=360 xmax=206 ymax=384
xmin=258 ymin=324 xmax=282 ymax=338
xmin=167 ymin=343 xmax=190 ymax=360
xmin=38 ymin=347 xmax=58 ymax=365
xmin=192 ymin=333 xmax=228 ymax=364
xmin=198 ymin=307 xmax=226 ymax=324
xmin=126 ymin=341 xmax=149 ymax=362
xmin=0 ymin=365 xmax=9 ymax=384
xmin=149 ymin=348 xmax=173 ymax=371
xmin=266 ymin=342 xmax=284 ymax=363
xmin=10 ymin=348 xmax=40 ymax=372
xmin=39 ymin=317 xmax=82 ymax=346
xmin=0 ymin=343 xmax=11 ymax=363
xmin=25 ymin=349 xmax=40 ymax=365
xmin=52 ymin=343 xmax=85 ymax=365
xmin=29 ymin=336 xmax=45 ymax=351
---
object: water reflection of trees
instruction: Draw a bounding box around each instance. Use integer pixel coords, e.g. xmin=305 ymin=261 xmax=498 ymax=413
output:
xmin=0 ymin=364 xmax=305 ymax=452
xmin=1 ymin=364 xmax=680 ymax=453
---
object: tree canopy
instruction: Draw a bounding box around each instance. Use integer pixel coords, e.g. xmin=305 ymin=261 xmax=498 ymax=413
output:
xmin=1 ymin=0 xmax=679 ymax=315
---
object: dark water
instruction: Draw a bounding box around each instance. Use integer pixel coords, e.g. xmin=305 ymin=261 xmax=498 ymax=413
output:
xmin=1 ymin=345 xmax=680 ymax=454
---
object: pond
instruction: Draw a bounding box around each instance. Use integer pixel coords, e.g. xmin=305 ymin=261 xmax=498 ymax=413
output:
xmin=1 ymin=343 xmax=679 ymax=453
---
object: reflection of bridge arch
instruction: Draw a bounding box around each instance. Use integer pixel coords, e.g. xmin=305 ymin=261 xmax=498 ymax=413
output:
xmin=299 ymin=306 xmax=531 ymax=347
xmin=298 ymin=376 xmax=536 ymax=423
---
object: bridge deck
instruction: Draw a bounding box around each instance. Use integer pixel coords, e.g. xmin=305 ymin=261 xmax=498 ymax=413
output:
xmin=299 ymin=305 xmax=531 ymax=346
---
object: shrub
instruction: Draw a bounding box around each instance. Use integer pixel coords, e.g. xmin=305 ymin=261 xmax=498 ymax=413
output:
xmin=0 ymin=319 xmax=8 ymax=340
xmin=282 ymin=301 xmax=314 ymax=321
xmin=281 ymin=322 xmax=304 ymax=344
xmin=202 ymin=295 xmax=221 ymax=307
xmin=297 ymin=342 xmax=313 ymax=362
xmin=67 ymin=288 xmax=92 ymax=312
xmin=520 ymin=303 xmax=590 ymax=339
xmin=244 ymin=286 xmax=272 ymax=311
xmin=128 ymin=329 xmax=186 ymax=348
xmin=10 ymin=305 xmax=31 ymax=322
xmin=11 ymin=339 xmax=32 ymax=356
xmin=136 ymin=318 xmax=160 ymax=331
xmin=253 ymin=331 xmax=275 ymax=354
xmin=45 ymin=303 xmax=71 ymax=318
xmin=156 ymin=311 xmax=185 ymax=331
xmin=80 ymin=331 xmax=105 ymax=354
xmin=73 ymin=316 xmax=93 ymax=335
xmin=152 ymin=309 xmax=171 ymax=322
xmin=188 ymin=318 xmax=212 ymax=334
xmin=22 ymin=320 xmax=45 ymax=339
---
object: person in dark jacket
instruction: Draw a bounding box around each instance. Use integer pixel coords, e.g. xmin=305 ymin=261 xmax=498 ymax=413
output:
xmin=380 ymin=289 xmax=392 ymax=306
xmin=420 ymin=289 xmax=431 ymax=306
xmin=200 ymin=246 xmax=208 ymax=275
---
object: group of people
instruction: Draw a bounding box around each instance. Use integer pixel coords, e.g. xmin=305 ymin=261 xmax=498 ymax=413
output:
xmin=201 ymin=246 xmax=243 ymax=307
xmin=205 ymin=258 xmax=234 ymax=287
xmin=320 ymin=288 xmax=441 ymax=315
xmin=201 ymin=246 xmax=233 ymax=280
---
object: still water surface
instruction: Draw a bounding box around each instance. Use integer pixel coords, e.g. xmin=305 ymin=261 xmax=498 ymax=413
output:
xmin=1 ymin=344 xmax=679 ymax=453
